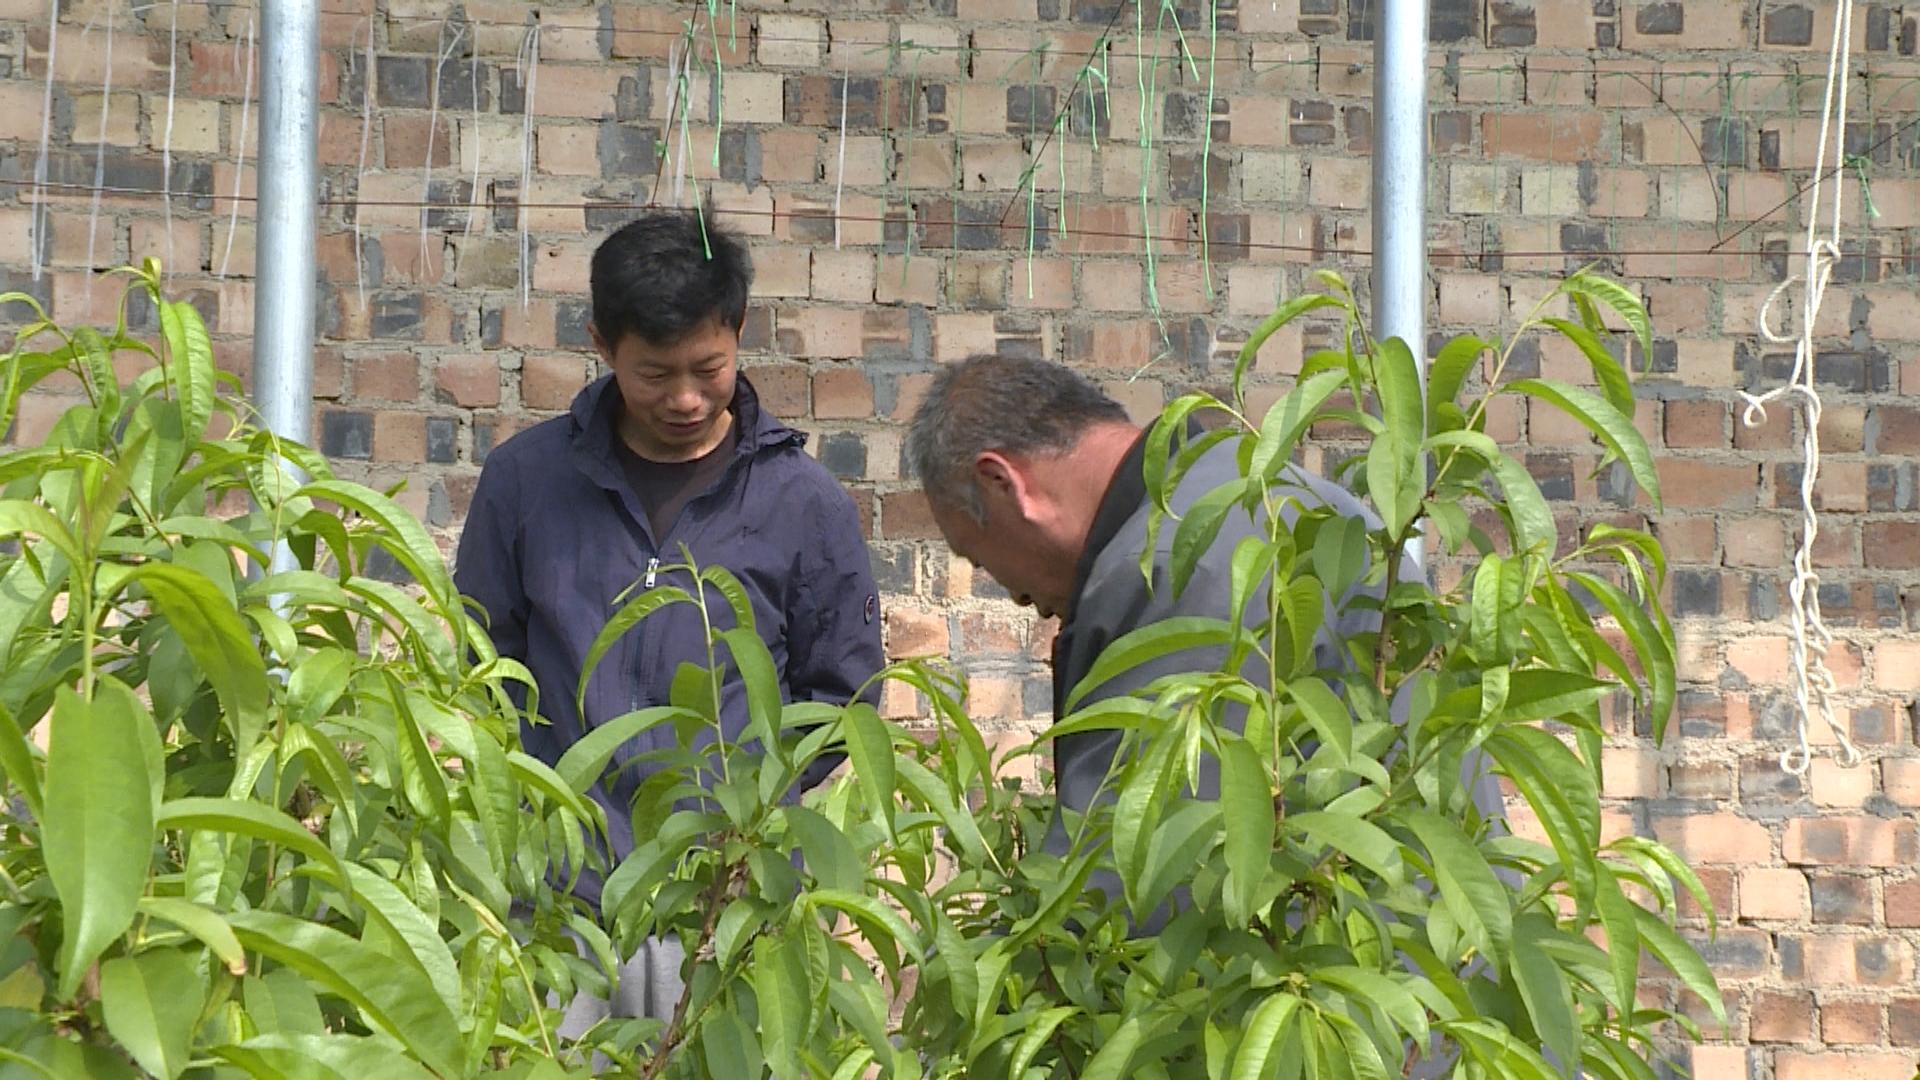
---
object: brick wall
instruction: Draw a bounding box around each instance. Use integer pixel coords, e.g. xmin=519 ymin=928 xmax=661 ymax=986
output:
xmin=3 ymin=1 xmax=1919 ymax=1074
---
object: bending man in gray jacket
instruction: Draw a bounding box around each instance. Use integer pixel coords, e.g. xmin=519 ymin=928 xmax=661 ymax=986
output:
xmin=904 ymin=354 xmax=1503 ymax=887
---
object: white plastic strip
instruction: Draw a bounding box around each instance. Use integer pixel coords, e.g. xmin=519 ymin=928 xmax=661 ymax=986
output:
xmin=1739 ymin=0 xmax=1861 ymax=775
xmin=217 ymin=14 xmax=256 ymax=279
xmin=30 ymin=0 xmax=59 ymax=283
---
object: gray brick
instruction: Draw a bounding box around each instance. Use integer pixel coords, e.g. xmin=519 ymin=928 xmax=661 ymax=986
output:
xmin=321 ymin=412 xmax=374 ymax=459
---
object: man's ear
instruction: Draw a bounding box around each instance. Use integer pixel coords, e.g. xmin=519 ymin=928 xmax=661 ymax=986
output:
xmin=974 ymin=452 xmax=1037 ymax=520
xmin=587 ymin=322 xmax=615 ymax=367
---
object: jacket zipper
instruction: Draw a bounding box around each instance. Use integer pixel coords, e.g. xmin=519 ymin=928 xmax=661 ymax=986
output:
xmin=644 ymin=557 xmax=660 ymax=589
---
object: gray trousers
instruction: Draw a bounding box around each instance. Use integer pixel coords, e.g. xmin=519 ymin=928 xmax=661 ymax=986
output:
xmin=557 ymin=935 xmax=687 ymax=1040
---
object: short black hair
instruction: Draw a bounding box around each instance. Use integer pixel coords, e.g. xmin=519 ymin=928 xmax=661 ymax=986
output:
xmin=589 ymin=208 xmax=754 ymax=347
xmin=906 ymin=354 xmax=1130 ymax=521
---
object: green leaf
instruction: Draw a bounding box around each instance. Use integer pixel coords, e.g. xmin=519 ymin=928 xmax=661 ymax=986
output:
xmin=1405 ymin=810 xmax=1511 ymax=969
xmin=214 ymin=1033 xmax=438 ymax=1080
xmin=700 ymin=1009 xmax=763 ymax=1080
xmin=719 ymin=627 xmax=783 ymax=760
xmin=933 ymin=909 xmax=978 ymax=1025
xmin=842 ymin=702 xmax=897 ymax=840
xmin=1562 ymin=271 xmax=1652 ymax=372
xmin=0 ymin=700 xmax=43 ymax=820
xmin=1502 ymin=379 xmax=1660 ymax=508
xmin=1171 ymin=480 xmax=1244 ymax=598
xmin=1609 ymin=835 xmax=1717 ymax=932
xmin=100 ymin=949 xmax=204 ymax=1080
xmin=156 ymin=798 xmax=348 ymax=898
xmin=242 ymin=969 xmax=326 ymax=1037
xmin=126 ymin=563 xmax=271 ymax=755
xmin=786 ymin=806 xmax=864 ymax=893
xmin=1315 ymin=967 xmax=1429 ymax=1046
xmin=1312 ymin=514 xmax=1366 ymax=600
xmin=309 ymin=864 xmax=462 ymax=1024
xmin=1006 ymin=1006 xmax=1077 ymax=1080
xmin=1235 ymin=294 xmax=1346 ymax=397
xmin=808 ymin=890 xmax=925 ymax=963
xmin=752 ymin=934 xmax=812 ymax=1080
xmin=1114 ymin=733 xmax=1180 ymax=902
xmin=1064 ymin=616 xmax=1234 ymax=713
xmin=1144 ymin=395 xmax=1214 ymax=515
xmin=297 ymin=480 xmax=454 ymax=602
xmin=699 ymin=562 xmax=758 ymax=630
xmin=1230 ymin=993 xmax=1302 ymax=1080
xmin=553 ymin=706 xmax=695 ymax=794
xmin=1542 ymin=318 xmax=1635 ymax=422
xmin=1511 ymin=918 xmax=1579 ymax=1078
xmin=1501 ymin=669 xmax=1615 ymax=723
xmin=1249 ymin=370 xmax=1349 ymax=484
xmin=1585 ymin=863 xmax=1639 ymax=1016
xmin=0 ymin=498 xmax=84 ymax=572
xmin=1289 ymin=812 xmax=1403 ymax=884
xmin=1425 ymin=430 xmax=1557 ymax=560
xmin=1364 ymin=432 xmax=1419 ymax=541
xmin=1139 ymin=802 xmax=1225 ymax=918
xmin=1219 ymin=736 xmax=1275 ymax=928
xmin=575 ymin=585 xmax=694 ymax=713
xmin=158 ymin=298 xmax=217 ymax=441
xmin=44 ymin=682 xmax=155 ymax=1000
xmin=1081 ymin=1015 xmax=1145 ymax=1080
xmin=1634 ymin=904 xmax=1725 ymax=1023
xmin=225 ymin=911 xmax=466 ymax=1078
xmin=1288 ymin=677 xmax=1355 ymax=764
xmin=1374 ymin=336 xmax=1425 ymax=444
xmin=1566 ymin=570 xmax=1677 ymax=744
xmin=1426 ymin=335 xmax=1491 ymax=419
xmin=136 ymin=898 xmax=246 ymax=977
xmin=1486 ymin=728 xmax=1597 ymax=907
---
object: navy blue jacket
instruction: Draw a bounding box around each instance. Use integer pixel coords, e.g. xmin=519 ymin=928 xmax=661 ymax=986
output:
xmin=454 ymin=373 xmax=883 ymax=905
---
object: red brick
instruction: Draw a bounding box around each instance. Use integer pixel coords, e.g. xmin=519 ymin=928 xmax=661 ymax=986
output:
xmin=1481 ymin=112 xmax=1606 ymax=162
xmin=812 ymin=368 xmax=874 ymax=420
xmin=884 ymin=606 xmax=949 ymax=660
xmin=1887 ymin=880 xmax=1920 ymax=928
xmin=1664 ymin=399 xmax=1728 ymax=448
xmin=1822 ymin=1000 xmax=1885 ymax=1045
xmin=1784 ymin=817 xmax=1920 ymax=869
xmin=434 ymin=355 xmax=500 ymax=409
xmin=372 ymin=412 xmax=426 ymax=464
xmin=880 ymin=490 xmax=939 ymax=540
xmin=1751 ymin=990 xmax=1817 ymax=1043
xmin=1655 ymin=460 xmax=1761 ymax=509
xmin=351 ymin=352 xmax=419 ymax=403
xmin=746 ymin=365 xmax=810 ymax=420
xmin=1875 ymin=406 xmax=1920 ymax=454
xmin=1863 ymin=523 xmax=1920 ymax=570
xmin=1775 ymin=1051 xmax=1917 ymax=1080
xmin=1891 ymin=999 xmax=1920 ymax=1046
xmin=519 ymin=354 xmax=592 ymax=412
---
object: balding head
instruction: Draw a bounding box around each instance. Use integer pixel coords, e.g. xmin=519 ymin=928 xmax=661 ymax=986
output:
xmin=905 ymin=354 xmax=1131 ymax=521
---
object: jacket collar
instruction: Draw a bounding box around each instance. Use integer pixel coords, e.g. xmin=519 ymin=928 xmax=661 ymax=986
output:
xmin=567 ymin=371 xmax=805 ymax=492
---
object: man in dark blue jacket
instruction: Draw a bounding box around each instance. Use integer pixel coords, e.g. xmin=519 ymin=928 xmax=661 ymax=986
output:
xmin=455 ymin=209 xmax=885 ymax=1029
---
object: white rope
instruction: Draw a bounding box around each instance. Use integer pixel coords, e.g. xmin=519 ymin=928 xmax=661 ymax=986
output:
xmin=421 ymin=17 xmax=467 ymax=272
xmin=833 ymin=56 xmax=850 ymax=250
xmin=353 ymin=16 xmax=373 ymax=310
xmin=83 ymin=2 xmax=114 ymax=309
xmin=30 ymin=0 xmax=59 ymax=283
xmin=161 ymin=0 xmax=178 ymax=283
xmin=515 ymin=22 xmax=540 ymax=309
xmin=216 ymin=14 xmax=255 ymax=280
xmin=1739 ymin=0 xmax=1861 ymax=776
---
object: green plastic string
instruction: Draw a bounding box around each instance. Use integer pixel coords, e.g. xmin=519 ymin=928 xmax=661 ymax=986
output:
xmin=707 ymin=0 xmax=723 ymax=169
xmin=1026 ymin=42 xmax=1048 ymax=299
xmin=1199 ymin=0 xmax=1217 ymax=301
xmin=1136 ymin=0 xmax=1165 ymax=323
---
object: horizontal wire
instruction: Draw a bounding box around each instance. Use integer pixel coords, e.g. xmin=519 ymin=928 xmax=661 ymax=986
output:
xmin=2 ymin=176 xmax=1878 ymax=264
xmin=88 ymin=0 xmax=1920 ymax=76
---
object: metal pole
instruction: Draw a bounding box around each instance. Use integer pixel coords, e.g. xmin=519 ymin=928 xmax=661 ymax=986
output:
xmin=253 ymin=0 xmax=320 ymax=576
xmin=1372 ymin=0 xmax=1429 ymax=567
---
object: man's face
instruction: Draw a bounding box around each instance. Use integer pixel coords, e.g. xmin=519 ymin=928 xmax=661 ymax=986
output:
xmin=930 ymin=491 xmax=1075 ymax=621
xmin=595 ymin=318 xmax=739 ymax=462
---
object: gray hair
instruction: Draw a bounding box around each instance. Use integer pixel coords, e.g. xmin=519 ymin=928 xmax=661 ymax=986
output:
xmin=905 ymin=354 xmax=1130 ymax=521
